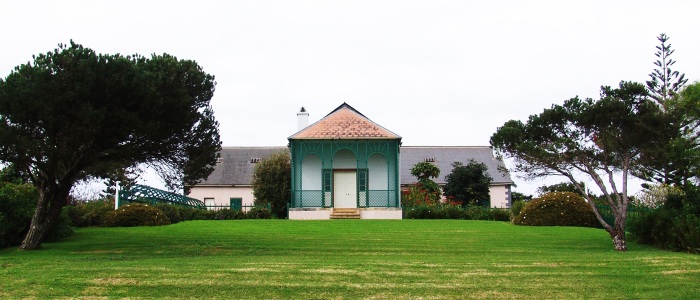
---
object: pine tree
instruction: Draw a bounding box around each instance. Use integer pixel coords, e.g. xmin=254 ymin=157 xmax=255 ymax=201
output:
xmin=646 ymin=33 xmax=688 ymax=105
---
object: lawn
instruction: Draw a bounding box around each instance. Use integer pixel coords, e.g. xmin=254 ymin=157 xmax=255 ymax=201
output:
xmin=1 ymin=220 xmax=699 ymax=299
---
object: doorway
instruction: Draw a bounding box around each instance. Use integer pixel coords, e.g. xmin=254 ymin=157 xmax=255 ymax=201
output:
xmin=333 ymin=171 xmax=357 ymax=208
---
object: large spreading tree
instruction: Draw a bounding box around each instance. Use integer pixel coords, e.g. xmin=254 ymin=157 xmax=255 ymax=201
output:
xmin=490 ymin=81 xmax=678 ymax=251
xmin=0 ymin=41 xmax=221 ymax=250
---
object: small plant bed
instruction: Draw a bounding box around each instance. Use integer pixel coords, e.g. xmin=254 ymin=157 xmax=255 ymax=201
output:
xmin=1 ymin=220 xmax=699 ymax=299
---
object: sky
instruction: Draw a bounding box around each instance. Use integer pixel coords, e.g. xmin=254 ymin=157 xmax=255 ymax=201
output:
xmin=1 ymin=0 xmax=699 ymax=197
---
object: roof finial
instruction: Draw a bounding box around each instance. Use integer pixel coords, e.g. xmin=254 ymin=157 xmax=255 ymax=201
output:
xmin=300 ymin=107 xmax=306 ymax=112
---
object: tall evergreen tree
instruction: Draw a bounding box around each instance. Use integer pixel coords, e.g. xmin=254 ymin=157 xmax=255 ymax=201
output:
xmin=646 ymin=33 xmax=688 ymax=105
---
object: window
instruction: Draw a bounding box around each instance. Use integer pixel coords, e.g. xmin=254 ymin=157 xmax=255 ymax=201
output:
xmin=424 ymin=157 xmax=435 ymax=162
xmin=204 ymin=198 xmax=215 ymax=210
xmin=250 ymin=158 xmax=262 ymax=163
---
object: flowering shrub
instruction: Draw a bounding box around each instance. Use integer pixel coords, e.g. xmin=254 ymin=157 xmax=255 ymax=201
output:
xmin=401 ymin=183 xmax=442 ymax=207
xmin=513 ymin=192 xmax=598 ymax=227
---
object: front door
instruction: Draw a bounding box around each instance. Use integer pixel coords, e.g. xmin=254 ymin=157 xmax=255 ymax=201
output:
xmin=333 ymin=171 xmax=357 ymax=208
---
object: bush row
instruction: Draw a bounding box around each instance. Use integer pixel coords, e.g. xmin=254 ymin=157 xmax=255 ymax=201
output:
xmin=0 ymin=183 xmax=74 ymax=248
xmin=627 ymin=185 xmax=700 ymax=254
xmin=404 ymin=205 xmax=511 ymax=221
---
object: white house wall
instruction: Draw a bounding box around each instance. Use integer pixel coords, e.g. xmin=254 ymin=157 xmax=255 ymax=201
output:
xmin=301 ymin=153 xmax=322 ymax=190
xmin=489 ymin=185 xmax=510 ymax=208
xmin=333 ymin=149 xmax=356 ymax=169
xmin=188 ymin=186 xmax=255 ymax=209
xmin=368 ymin=153 xmax=388 ymax=190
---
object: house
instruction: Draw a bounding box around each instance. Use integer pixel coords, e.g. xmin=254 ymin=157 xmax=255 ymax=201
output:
xmin=186 ymin=103 xmax=513 ymax=218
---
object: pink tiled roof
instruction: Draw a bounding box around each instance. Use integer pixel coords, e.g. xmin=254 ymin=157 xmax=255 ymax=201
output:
xmin=290 ymin=104 xmax=400 ymax=139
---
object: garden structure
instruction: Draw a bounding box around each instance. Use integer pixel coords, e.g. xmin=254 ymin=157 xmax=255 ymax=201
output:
xmin=117 ymin=184 xmax=205 ymax=209
xmin=288 ymin=103 xmax=402 ymax=219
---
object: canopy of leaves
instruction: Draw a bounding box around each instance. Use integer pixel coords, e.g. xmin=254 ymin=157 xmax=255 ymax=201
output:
xmin=537 ymin=181 xmax=589 ymax=197
xmin=0 ymin=41 xmax=221 ymax=249
xmin=0 ymin=41 xmax=221 ymax=192
xmin=410 ymin=162 xmax=440 ymax=180
xmin=443 ymin=160 xmax=492 ymax=207
xmin=252 ymin=150 xmax=291 ymax=219
xmin=490 ymin=81 xmax=679 ymax=251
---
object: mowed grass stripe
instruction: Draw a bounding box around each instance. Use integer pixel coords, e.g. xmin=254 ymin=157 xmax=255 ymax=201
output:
xmin=1 ymin=220 xmax=699 ymax=299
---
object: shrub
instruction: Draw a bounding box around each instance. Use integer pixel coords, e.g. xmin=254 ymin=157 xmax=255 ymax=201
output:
xmin=65 ymin=198 xmax=114 ymax=227
xmin=511 ymin=200 xmax=526 ymax=219
xmin=404 ymin=205 xmax=510 ymax=221
xmin=0 ymin=182 xmax=74 ymax=248
xmin=154 ymin=203 xmax=182 ymax=224
xmin=401 ymin=183 xmax=442 ymax=207
xmin=513 ymin=192 xmax=598 ymax=227
xmin=105 ymin=203 xmax=171 ymax=227
xmin=246 ymin=207 xmax=274 ymax=219
xmin=0 ymin=183 xmax=40 ymax=248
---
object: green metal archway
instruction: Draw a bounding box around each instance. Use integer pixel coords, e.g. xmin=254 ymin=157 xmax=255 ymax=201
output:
xmin=117 ymin=184 xmax=204 ymax=208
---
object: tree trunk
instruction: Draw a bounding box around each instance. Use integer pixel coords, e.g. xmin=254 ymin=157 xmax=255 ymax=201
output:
xmin=19 ymin=182 xmax=70 ymax=250
xmin=607 ymin=222 xmax=628 ymax=252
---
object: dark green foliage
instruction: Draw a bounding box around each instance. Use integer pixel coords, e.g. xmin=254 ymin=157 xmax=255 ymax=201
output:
xmin=628 ymin=184 xmax=700 ymax=254
xmin=404 ymin=205 xmax=510 ymax=221
xmin=408 ymin=162 xmax=442 ymax=201
xmin=0 ymin=164 xmax=30 ymax=185
xmin=646 ymin=33 xmax=687 ymax=104
xmin=153 ymin=203 xmax=182 ymax=224
xmin=252 ymin=151 xmax=291 ymax=219
xmin=65 ymin=198 xmax=114 ymax=227
xmin=151 ymin=203 xmax=274 ymax=222
xmin=536 ymin=181 xmax=589 ymax=197
xmin=0 ymin=183 xmax=73 ymax=248
xmin=511 ymin=192 xmax=533 ymax=202
xmin=105 ymin=204 xmax=171 ymax=227
xmin=0 ymin=183 xmax=39 ymax=248
xmin=443 ymin=160 xmax=492 ymax=207
xmin=0 ymin=41 xmax=220 ymax=249
xmin=511 ymin=200 xmax=526 ymax=218
xmin=513 ymin=192 xmax=598 ymax=227
xmin=410 ymin=162 xmax=440 ymax=180
xmin=491 ymin=81 xmax=678 ymax=250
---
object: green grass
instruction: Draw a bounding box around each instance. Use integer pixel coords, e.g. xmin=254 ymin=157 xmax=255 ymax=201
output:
xmin=2 ymin=220 xmax=699 ymax=299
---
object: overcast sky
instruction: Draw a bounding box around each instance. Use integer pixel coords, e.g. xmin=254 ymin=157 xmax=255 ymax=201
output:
xmin=1 ymin=1 xmax=698 ymax=196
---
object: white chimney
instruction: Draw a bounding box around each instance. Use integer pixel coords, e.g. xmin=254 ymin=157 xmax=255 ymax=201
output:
xmin=297 ymin=107 xmax=309 ymax=131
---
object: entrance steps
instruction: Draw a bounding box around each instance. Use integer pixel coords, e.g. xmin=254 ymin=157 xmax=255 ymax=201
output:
xmin=330 ymin=208 xmax=360 ymax=219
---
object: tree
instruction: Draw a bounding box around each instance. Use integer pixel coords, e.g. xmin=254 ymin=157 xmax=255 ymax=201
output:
xmin=646 ymin=33 xmax=688 ymax=105
xmin=443 ymin=160 xmax=492 ymax=207
xmin=409 ymin=162 xmax=442 ymax=201
xmin=490 ymin=81 xmax=678 ymax=251
xmin=252 ymin=150 xmax=291 ymax=219
xmin=637 ymin=33 xmax=695 ymax=186
xmin=0 ymin=41 xmax=221 ymax=250
xmin=536 ymin=181 xmax=589 ymax=197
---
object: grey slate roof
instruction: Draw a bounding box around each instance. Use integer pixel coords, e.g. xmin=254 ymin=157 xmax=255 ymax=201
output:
xmin=194 ymin=147 xmax=288 ymax=186
xmin=193 ymin=146 xmax=513 ymax=187
xmin=400 ymin=146 xmax=513 ymax=186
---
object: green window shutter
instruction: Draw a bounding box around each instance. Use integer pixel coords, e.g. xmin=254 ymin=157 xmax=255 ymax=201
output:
xmin=230 ymin=198 xmax=242 ymax=211
xmin=323 ymin=169 xmax=332 ymax=191
xmin=358 ymin=169 xmax=367 ymax=191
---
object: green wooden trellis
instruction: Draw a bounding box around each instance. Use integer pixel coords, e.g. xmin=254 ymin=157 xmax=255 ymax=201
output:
xmin=117 ymin=184 xmax=205 ymax=209
xmin=289 ymin=139 xmax=400 ymax=208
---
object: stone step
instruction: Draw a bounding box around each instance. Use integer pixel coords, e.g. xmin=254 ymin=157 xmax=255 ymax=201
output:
xmin=330 ymin=208 xmax=360 ymax=219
